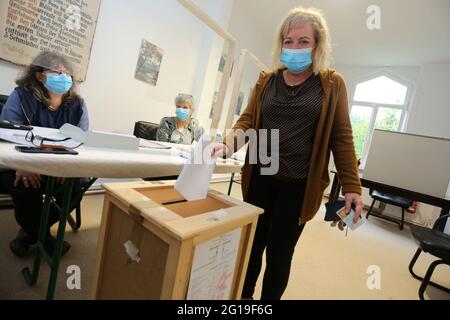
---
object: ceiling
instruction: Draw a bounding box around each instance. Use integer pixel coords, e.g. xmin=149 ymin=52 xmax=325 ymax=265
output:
xmin=232 ymin=0 xmax=450 ymax=66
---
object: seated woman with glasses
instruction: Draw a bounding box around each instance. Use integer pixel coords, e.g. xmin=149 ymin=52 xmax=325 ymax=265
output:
xmin=156 ymin=93 xmax=204 ymax=145
xmin=0 ymin=51 xmax=89 ymax=257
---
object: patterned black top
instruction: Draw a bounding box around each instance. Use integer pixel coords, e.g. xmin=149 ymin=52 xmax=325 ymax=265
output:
xmin=260 ymin=71 xmax=323 ymax=181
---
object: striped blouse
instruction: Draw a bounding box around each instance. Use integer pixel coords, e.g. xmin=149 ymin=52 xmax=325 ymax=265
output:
xmin=260 ymin=71 xmax=323 ymax=181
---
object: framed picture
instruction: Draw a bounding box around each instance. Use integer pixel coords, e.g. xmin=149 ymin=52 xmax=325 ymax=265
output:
xmin=218 ymin=54 xmax=226 ymax=72
xmin=218 ymin=53 xmax=234 ymax=77
xmin=135 ymin=39 xmax=164 ymax=86
xmin=235 ymin=91 xmax=245 ymax=116
xmin=209 ymin=91 xmax=218 ymax=119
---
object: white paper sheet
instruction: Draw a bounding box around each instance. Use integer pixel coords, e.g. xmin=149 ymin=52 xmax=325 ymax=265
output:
xmin=175 ymin=133 xmax=216 ymax=201
xmin=0 ymin=128 xmax=33 ymax=146
xmin=0 ymin=125 xmax=81 ymax=148
xmin=187 ymin=227 xmax=242 ymax=300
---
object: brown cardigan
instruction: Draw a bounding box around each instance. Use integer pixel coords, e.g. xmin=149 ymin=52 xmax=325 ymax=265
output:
xmin=223 ymin=68 xmax=362 ymax=224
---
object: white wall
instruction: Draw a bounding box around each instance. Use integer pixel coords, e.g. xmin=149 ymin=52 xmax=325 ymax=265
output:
xmin=208 ymin=1 xmax=273 ymax=135
xmin=0 ymin=60 xmax=20 ymax=95
xmin=227 ymin=3 xmax=272 ymax=68
xmin=0 ymin=0 xmax=234 ymax=134
xmin=407 ymin=63 xmax=450 ymax=139
xmin=335 ymin=65 xmax=420 ymax=92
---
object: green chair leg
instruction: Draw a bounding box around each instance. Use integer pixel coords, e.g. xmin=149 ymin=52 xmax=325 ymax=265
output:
xmin=22 ymin=177 xmax=76 ymax=300
xmin=22 ymin=177 xmax=56 ymax=286
xmin=46 ymin=178 xmax=75 ymax=300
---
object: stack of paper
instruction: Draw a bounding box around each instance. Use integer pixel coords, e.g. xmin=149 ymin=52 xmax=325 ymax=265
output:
xmin=0 ymin=124 xmax=140 ymax=151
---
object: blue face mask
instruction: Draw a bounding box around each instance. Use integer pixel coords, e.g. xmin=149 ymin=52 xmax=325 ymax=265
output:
xmin=44 ymin=73 xmax=73 ymax=95
xmin=280 ymin=48 xmax=313 ymax=74
xmin=176 ymin=108 xmax=190 ymax=121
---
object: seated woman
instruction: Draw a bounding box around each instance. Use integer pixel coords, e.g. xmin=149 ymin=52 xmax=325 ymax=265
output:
xmin=0 ymin=51 xmax=89 ymax=257
xmin=156 ymin=93 xmax=204 ymax=145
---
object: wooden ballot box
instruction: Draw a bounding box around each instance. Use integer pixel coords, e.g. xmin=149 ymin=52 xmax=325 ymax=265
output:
xmin=91 ymin=181 xmax=263 ymax=300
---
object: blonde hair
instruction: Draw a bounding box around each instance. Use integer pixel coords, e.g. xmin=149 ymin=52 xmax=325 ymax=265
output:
xmin=272 ymin=7 xmax=332 ymax=75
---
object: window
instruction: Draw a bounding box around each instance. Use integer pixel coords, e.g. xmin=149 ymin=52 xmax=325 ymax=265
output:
xmin=349 ymin=73 xmax=410 ymax=166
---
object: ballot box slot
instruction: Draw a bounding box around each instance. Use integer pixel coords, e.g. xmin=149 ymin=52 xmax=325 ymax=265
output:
xmin=162 ymin=199 xmax=188 ymax=205
xmin=135 ymin=186 xmax=235 ymax=218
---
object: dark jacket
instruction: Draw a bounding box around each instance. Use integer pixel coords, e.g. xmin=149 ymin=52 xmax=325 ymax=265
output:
xmin=0 ymin=87 xmax=88 ymax=130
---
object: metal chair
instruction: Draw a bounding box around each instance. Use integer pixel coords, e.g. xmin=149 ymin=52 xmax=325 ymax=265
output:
xmin=408 ymin=214 xmax=450 ymax=300
xmin=366 ymin=189 xmax=412 ymax=230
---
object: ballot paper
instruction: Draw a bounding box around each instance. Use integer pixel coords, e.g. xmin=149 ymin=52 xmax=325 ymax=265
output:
xmin=175 ymin=133 xmax=216 ymax=201
xmin=0 ymin=128 xmax=32 ymax=146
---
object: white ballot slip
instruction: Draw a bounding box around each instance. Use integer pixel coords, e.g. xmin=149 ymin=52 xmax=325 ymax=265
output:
xmin=175 ymin=133 xmax=216 ymax=201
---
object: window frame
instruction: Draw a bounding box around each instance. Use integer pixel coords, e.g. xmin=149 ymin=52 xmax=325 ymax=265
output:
xmin=348 ymin=70 xmax=413 ymax=167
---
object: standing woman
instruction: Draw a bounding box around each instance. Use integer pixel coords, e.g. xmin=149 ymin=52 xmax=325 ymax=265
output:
xmin=212 ymin=7 xmax=363 ymax=300
xmin=0 ymin=51 xmax=89 ymax=257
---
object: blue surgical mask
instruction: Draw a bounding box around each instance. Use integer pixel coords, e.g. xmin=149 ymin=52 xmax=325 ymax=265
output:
xmin=280 ymin=48 xmax=313 ymax=74
xmin=44 ymin=73 xmax=73 ymax=95
xmin=176 ymin=108 xmax=190 ymax=121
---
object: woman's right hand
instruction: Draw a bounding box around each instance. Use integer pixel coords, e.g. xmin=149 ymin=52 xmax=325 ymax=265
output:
xmin=14 ymin=170 xmax=41 ymax=189
xmin=211 ymin=143 xmax=231 ymax=159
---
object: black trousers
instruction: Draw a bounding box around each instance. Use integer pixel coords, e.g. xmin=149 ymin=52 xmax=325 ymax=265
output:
xmin=242 ymin=167 xmax=307 ymax=300
xmin=0 ymin=170 xmax=80 ymax=242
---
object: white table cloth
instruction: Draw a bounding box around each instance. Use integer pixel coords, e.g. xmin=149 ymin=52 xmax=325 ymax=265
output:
xmin=0 ymin=141 xmax=243 ymax=178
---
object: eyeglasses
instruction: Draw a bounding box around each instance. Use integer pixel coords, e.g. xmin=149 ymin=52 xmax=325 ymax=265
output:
xmin=25 ymin=130 xmax=71 ymax=148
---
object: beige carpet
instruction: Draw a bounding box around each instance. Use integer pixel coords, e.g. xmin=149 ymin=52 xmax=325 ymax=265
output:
xmin=0 ymin=182 xmax=449 ymax=300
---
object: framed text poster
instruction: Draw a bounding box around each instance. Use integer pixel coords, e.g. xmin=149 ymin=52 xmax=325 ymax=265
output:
xmin=0 ymin=0 xmax=101 ymax=81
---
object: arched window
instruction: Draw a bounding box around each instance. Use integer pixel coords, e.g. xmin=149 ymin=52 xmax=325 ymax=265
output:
xmin=349 ymin=72 xmax=411 ymax=166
